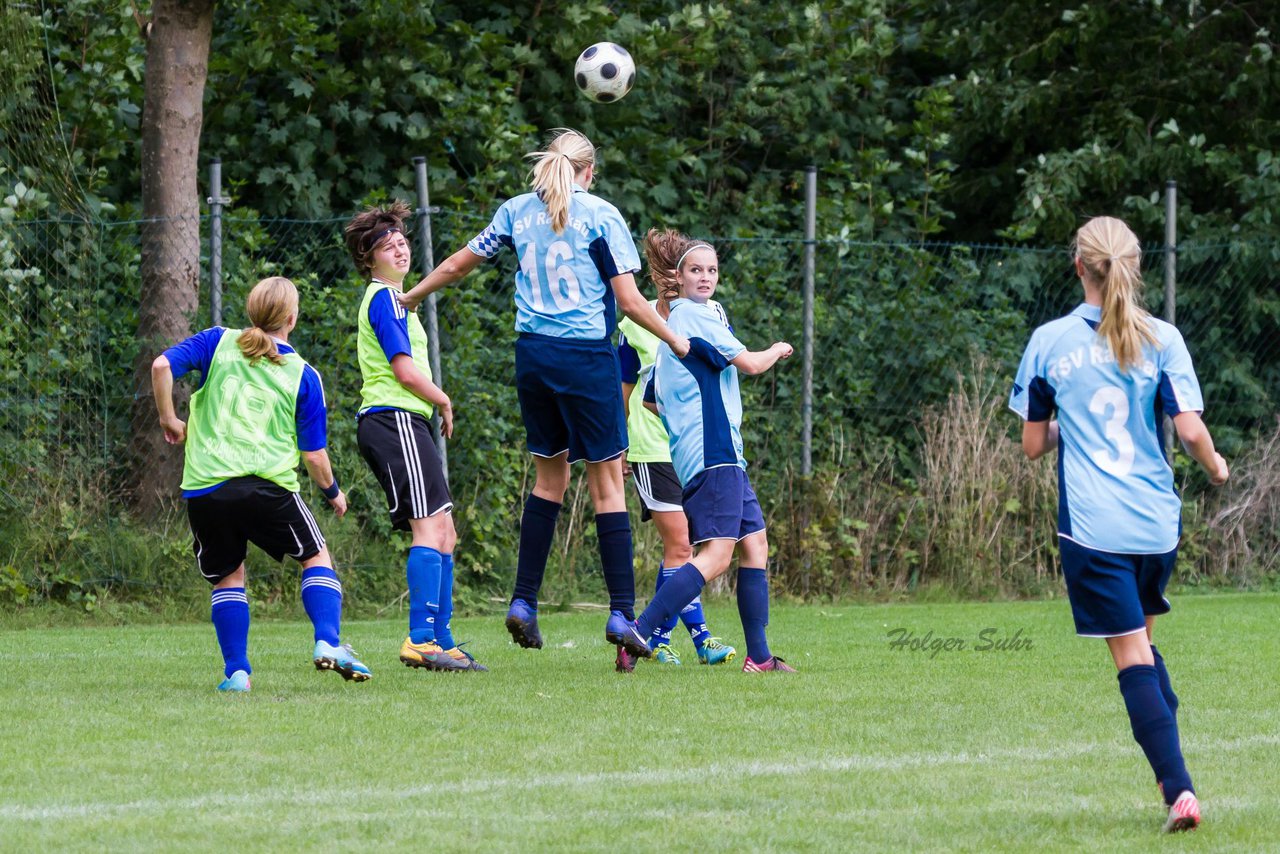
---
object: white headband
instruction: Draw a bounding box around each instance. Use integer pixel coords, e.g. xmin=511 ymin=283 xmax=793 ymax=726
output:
xmin=676 ymin=243 xmax=714 ymax=270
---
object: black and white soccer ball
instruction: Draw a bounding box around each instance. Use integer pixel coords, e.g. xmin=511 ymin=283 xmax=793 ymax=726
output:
xmin=574 ymin=42 xmax=635 ymax=103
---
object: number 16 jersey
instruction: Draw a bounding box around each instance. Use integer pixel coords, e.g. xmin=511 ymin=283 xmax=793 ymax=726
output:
xmin=466 ymin=184 xmax=641 ymax=340
xmin=1009 ymin=303 xmax=1204 ymax=554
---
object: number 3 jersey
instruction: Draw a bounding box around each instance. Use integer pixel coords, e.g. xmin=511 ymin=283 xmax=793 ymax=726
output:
xmin=164 ymin=327 xmax=328 ymax=497
xmin=1009 ymin=303 xmax=1204 ymax=554
xmin=466 ymin=184 xmax=641 ymax=340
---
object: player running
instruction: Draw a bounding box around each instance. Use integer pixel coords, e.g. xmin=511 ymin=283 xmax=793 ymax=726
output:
xmin=151 ymin=276 xmax=369 ymax=692
xmin=398 ymin=129 xmax=690 ymax=669
xmin=1010 ymin=215 xmax=1228 ymax=833
xmin=344 ymin=202 xmax=483 ymax=673
xmin=616 ymin=234 xmax=797 ymax=673
xmin=616 ymin=228 xmax=738 ymax=668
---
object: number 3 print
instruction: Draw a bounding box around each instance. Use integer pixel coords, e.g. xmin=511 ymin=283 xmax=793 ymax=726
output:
xmin=1088 ymin=386 xmax=1135 ymax=476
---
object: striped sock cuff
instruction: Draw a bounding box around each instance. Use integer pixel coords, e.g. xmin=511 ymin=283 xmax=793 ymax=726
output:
xmin=301 ymin=567 xmax=342 ymax=596
xmin=211 ymin=587 xmax=248 ymax=607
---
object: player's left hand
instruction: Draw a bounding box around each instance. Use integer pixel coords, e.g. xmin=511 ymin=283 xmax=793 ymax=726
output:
xmin=671 ymin=335 xmax=691 ymax=358
xmin=774 ymin=341 xmax=794 ymax=359
xmin=161 ymin=416 xmax=186 ymax=445
xmin=328 ymin=490 xmax=348 ymax=518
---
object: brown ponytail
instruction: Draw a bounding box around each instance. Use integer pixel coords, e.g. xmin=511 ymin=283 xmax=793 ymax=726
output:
xmin=526 ymin=129 xmax=595 ymax=234
xmin=642 ymin=228 xmax=689 ymax=304
xmin=237 ymin=276 xmax=299 ymax=366
xmin=1073 ymin=216 xmax=1158 ymax=372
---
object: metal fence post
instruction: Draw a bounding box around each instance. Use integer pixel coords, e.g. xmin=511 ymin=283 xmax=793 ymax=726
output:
xmin=207 ymin=158 xmax=228 ymax=327
xmin=413 ymin=156 xmax=447 ymax=476
xmin=1163 ymin=180 xmax=1177 ymax=461
xmin=802 ymin=166 xmax=817 ymax=477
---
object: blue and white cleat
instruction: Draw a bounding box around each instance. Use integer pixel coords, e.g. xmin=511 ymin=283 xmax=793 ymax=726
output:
xmin=217 ymin=670 xmax=251 ymax=693
xmin=696 ymin=637 xmax=738 ymax=666
xmin=313 ymin=640 xmax=372 ymax=682
xmin=605 ymin=612 xmax=654 ymax=659
xmin=505 ymin=598 xmax=543 ymax=649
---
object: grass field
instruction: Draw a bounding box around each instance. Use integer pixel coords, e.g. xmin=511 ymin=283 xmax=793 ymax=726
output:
xmin=3 ymin=593 xmax=1278 ymax=852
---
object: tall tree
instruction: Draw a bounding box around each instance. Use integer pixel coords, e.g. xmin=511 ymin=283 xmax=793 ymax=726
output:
xmin=127 ymin=0 xmax=214 ymax=514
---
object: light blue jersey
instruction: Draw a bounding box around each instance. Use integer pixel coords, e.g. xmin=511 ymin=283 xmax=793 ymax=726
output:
xmin=649 ymin=298 xmax=748 ymax=486
xmin=1009 ymin=303 xmax=1204 ymax=554
xmin=467 ymin=185 xmax=641 ymax=340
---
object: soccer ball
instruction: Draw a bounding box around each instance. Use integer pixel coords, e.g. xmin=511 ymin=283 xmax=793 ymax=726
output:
xmin=573 ymin=42 xmax=635 ymax=103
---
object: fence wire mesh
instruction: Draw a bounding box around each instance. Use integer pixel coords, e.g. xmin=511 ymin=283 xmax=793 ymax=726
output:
xmin=2 ymin=208 xmax=1278 ymax=604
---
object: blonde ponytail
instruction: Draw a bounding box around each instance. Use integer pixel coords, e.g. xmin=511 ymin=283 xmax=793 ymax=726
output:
xmin=525 ymin=128 xmax=595 ymax=234
xmin=237 ymin=276 xmax=299 ymax=366
xmin=1073 ymin=216 xmax=1158 ymax=372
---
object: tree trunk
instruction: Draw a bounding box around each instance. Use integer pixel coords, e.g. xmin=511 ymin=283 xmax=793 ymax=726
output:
xmin=126 ymin=0 xmax=213 ymax=514
xmin=127 ymin=0 xmax=214 ymax=516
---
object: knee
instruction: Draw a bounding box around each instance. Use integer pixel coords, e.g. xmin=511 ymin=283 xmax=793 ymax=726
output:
xmin=533 ymin=470 xmax=570 ymax=502
xmin=665 ymin=544 xmax=694 ymax=565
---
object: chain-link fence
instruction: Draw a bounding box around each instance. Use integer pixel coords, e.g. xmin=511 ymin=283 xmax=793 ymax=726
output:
xmin=3 ymin=197 xmax=1278 ymax=607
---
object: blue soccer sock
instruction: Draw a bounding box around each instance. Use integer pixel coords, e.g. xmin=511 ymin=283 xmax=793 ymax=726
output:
xmin=596 ymin=512 xmax=636 ymax=621
xmin=1150 ymin=644 xmax=1181 ymax=783
xmin=680 ymin=596 xmax=712 ymax=649
xmin=435 ymin=553 xmax=456 ymax=650
xmin=1117 ymin=664 xmax=1194 ymax=803
xmin=300 ymin=566 xmax=342 ymax=646
xmin=649 ymin=563 xmax=680 ymax=648
xmin=407 ymin=546 xmax=442 ymax=644
xmin=1150 ymin=645 xmax=1179 ymax=717
xmin=736 ymin=567 xmax=771 ymax=663
xmin=636 ymin=563 xmax=705 ymax=639
xmin=513 ymin=495 xmax=561 ymax=610
xmin=211 ymin=587 xmax=251 ymax=677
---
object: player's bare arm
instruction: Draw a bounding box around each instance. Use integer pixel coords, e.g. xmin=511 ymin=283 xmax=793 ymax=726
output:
xmin=150 ymin=354 xmax=186 ymax=445
xmin=1021 ymin=420 xmax=1059 ymax=461
xmin=730 ymin=341 xmax=793 ymax=376
xmin=613 ymin=272 xmax=691 ymax=357
xmin=302 ymin=449 xmax=346 ymax=517
xmin=1172 ymin=411 xmax=1229 ymax=485
xmin=399 ymin=246 xmax=486 ymax=310
xmin=390 ymin=354 xmax=454 ymax=438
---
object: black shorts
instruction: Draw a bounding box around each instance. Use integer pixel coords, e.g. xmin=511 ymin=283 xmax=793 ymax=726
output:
xmin=631 ymin=461 xmax=684 ymax=522
xmin=357 ymin=409 xmax=452 ymax=531
xmin=187 ymin=476 xmax=326 ymax=583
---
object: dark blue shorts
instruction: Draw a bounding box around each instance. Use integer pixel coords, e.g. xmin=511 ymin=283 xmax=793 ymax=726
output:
xmin=515 ymin=333 xmax=627 ymax=464
xmin=681 ymin=466 xmax=765 ymax=544
xmin=1058 ymin=536 xmax=1176 ymax=637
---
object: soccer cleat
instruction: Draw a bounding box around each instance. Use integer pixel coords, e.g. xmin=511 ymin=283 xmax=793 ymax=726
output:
xmin=446 ymin=644 xmax=489 ymax=672
xmin=742 ymin=655 xmax=797 ymax=673
xmin=696 ymin=637 xmax=737 ymax=666
xmin=313 ymin=640 xmax=372 ymax=682
xmin=217 ymin=670 xmax=251 ymax=693
xmin=1162 ymin=790 xmax=1200 ymax=833
xmin=505 ymin=598 xmax=544 ymax=649
xmin=615 ymin=644 xmax=637 ymax=673
xmin=605 ymin=612 xmax=654 ymax=659
xmin=399 ymin=637 xmax=470 ymax=672
xmin=652 ymin=643 xmax=682 ymax=665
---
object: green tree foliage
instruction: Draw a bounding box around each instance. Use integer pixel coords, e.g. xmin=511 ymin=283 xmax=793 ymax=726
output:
xmin=936 ymin=0 xmax=1280 ymax=244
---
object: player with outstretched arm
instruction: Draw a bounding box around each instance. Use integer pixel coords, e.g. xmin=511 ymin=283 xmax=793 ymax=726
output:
xmin=616 ymin=228 xmax=739 ymax=668
xmin=344 ymin=202 xmax=483 ymax=673
xmin=1009 ymin=215 xmax=1228 ymax=833
xmin=615 ymin=236 xmax=797 ymax=673
xmin=398 ymin=129 xmax=690 ymax=670
xmin=151 ymin=276 xmax=369 ymax=692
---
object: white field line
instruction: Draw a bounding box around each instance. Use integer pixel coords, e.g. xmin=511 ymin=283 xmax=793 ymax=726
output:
xmin=2 ymin=732 xmax=1276 ymax=822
